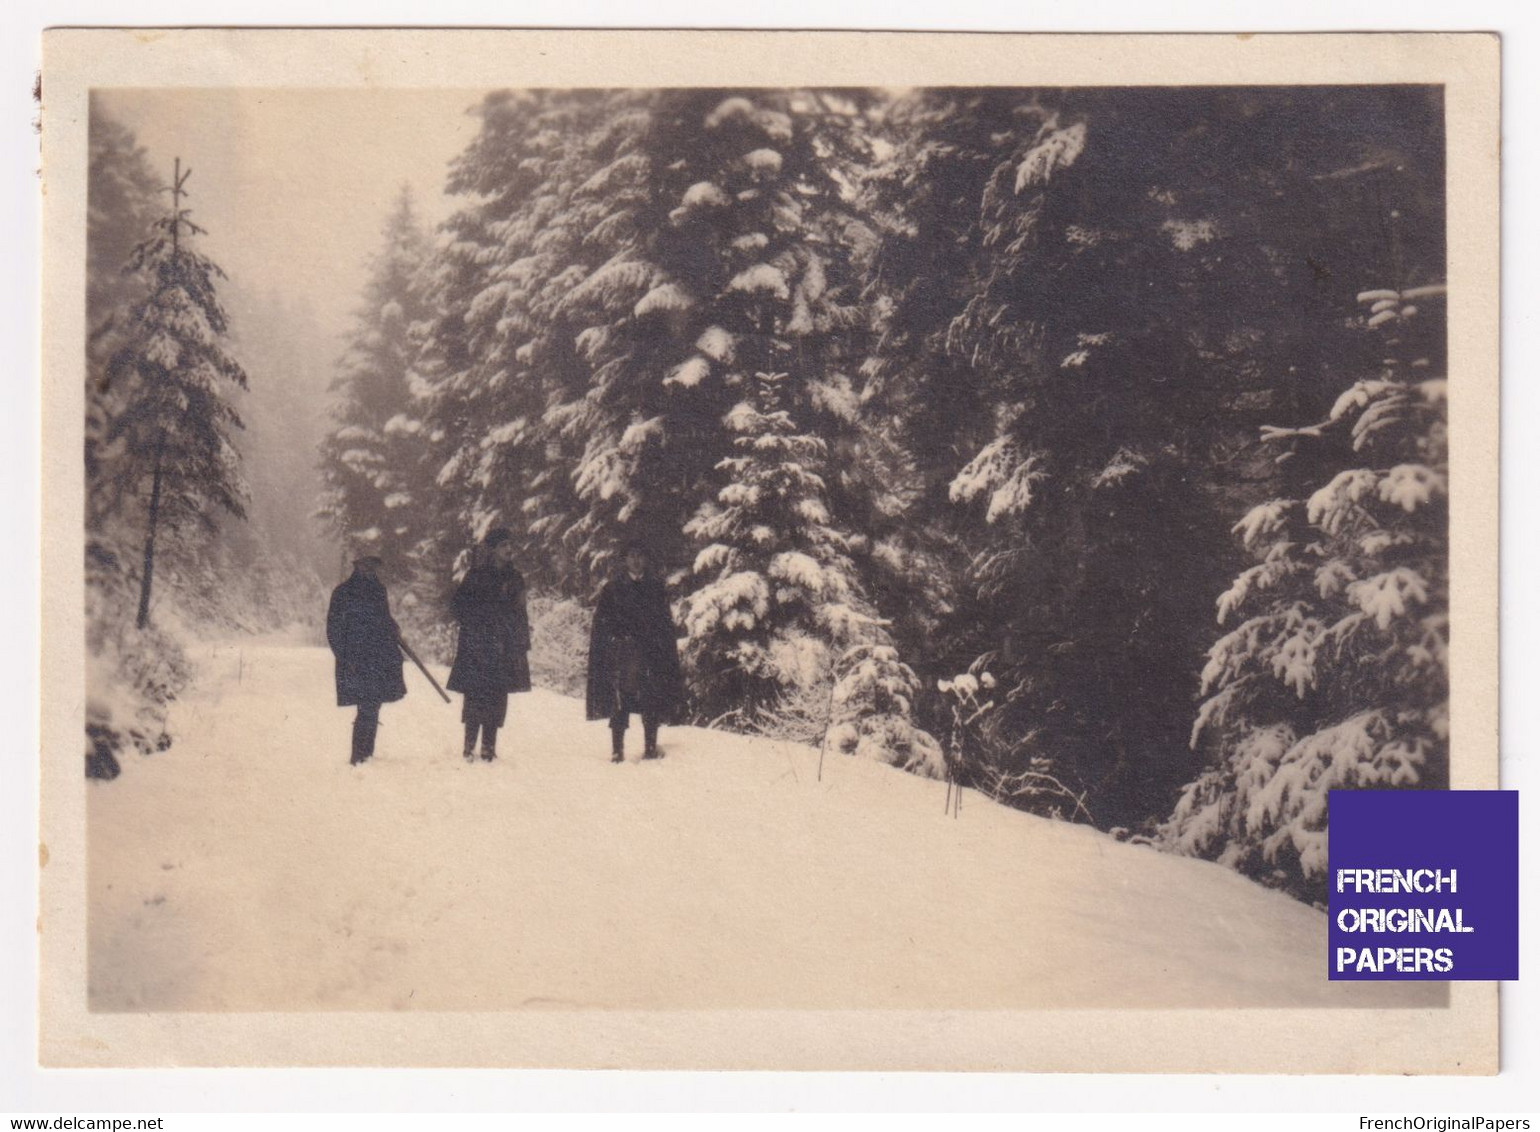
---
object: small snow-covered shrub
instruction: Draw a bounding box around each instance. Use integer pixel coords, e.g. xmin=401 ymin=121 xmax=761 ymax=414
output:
xmin=85 ymin=544 xmax=192 ymax=779
xmin=708 ymin=671 xmax=834 ymax=747
xmin=935 ymin=661 xmax=1091 ymax=819
xmin=826 ymin=643 xmax=943 ymax=777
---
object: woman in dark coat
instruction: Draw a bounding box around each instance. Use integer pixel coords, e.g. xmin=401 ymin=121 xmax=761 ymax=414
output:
xmin=586 ymin=541 xmax=685 ymax=762
xmin=446 ymin=528 xmax=532 ymax=762
xmin=326 ymin=554 xmax=407 ymax=765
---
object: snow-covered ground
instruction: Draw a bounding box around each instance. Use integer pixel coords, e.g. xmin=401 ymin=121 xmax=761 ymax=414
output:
xmin=88 ymin=641 xmax=1439 ymax=1011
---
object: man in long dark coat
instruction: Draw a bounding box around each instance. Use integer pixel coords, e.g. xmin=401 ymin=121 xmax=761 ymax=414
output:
xmin=586 ymin=541 xmax=685 ymax=762
xmin=446 ymin=527 xmax=532 ymax=762
xmin=326 ymin=554 xmax=407 ymax=765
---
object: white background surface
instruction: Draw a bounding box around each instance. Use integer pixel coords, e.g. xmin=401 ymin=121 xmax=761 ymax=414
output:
xmin=2 ymin=0 xmax=1535 ymax=1116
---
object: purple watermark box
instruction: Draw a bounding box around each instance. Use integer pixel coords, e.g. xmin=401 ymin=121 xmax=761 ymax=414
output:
xmin=1328 ymin=790 xmax=1517 ymax=980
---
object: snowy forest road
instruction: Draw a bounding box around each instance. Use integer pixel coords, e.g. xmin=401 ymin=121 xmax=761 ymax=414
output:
xmin=87 ymin=641 xmax=1441 ymax=1013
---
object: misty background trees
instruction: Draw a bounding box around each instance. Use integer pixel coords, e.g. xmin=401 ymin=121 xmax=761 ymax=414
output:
xmin=84 ymin=96 xmax=333 ymax=778
xmin=84 ymin=86 xmax=1447 ymax=902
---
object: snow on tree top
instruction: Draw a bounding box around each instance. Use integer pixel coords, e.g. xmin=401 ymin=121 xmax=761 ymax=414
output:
xmin=1091 ymin=448 xmax=1148 ymax=490
xmin=1014 ymin=121 xmax=1087 ymax=193
xmin=1348 ymin=568 xmax=1430 ymax=631
xmin=767 ymin=630 xmax=829 ymax=687
xmin=144 ymin=333 xmax=182 ymax=370
xmin=1379 ymin=464 xmax=1445 ymax=513
xmin=681 ymin=181 xmax=730 ymax=210
xmin=1232 ymin=499 xmax=1292 ymax=549
xmin=769 ymin=550 xmax=832 ymax=597
xmin=1271 ymin=631 xmax=1318 ymax=697
xmin=340 ymin=449 xmax=383 ymax=469
xmin=722 ymin=401 xmax=761 ymax=432
xmin=941 ymin=673 xmax=982 ymax=697
xmin=560 ymin=256 xmax=653 ymax=314
xmin=743 ymin=148 xmax=784 ymax=175
xmin=383 ymin=414 xmax=422 ymax=436
xmin=635 ymin=282 xmax=694 ymax=318
xmin=794 ymin=498 xmax=831 ymax=526
xmin=665 ymin=356 xmax=711 ymax=389
xmin=705 ymin=97 xmax=757 ymax=128
xmin=436 ymin=450 xmax=466 ymax=487
xmin=576 ymin=152 xmax=649 ymax=198
xmin=1329 ymin=379 xmax=1397 ymax=423
xmin=808 ymin=377 xmax=859 ymax=423
xmin=703 ymin=98 xmax=792 ymax=141
xmin=728 ymin=264 xmax=790 ymax=300
xmin=692 ymin=542 xmax=731 ymax=575
xmin=757 ymin=111 xmax=794 ymax=143
xmin=696 ymin=326 xmax=735 ymax=363
xmin=950 ymin=438 xmax=1046 ymax=522
xmin=684 ymin=569 xmax=771 ymax=638
xmin=620 ymin=415 xmax=665 ymax=453
xmin=575 ymin=325 xmax=610 ymax=362
xmin=467 ymin=279 xmax=514 ymax=324
xmin=1307 ymin=469 xmax=1379 ymax=534
xmin=483 ymin=418 xmax=530 ymax=448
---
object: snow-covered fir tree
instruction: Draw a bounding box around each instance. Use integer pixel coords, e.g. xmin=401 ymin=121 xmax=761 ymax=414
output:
xmin=682 ymin=370 xmax=940 ymax=772
xmin=415 ymin=90 xmax=657 ymax=590
xmin=318 ymin=186 xmax=436 ymax=570
xmin=638 ymin=91 xmax=935 ymax=765
xmin=1161 ymin=284 xmax=1449 ymax=900
xmin=542 ymin=89 xmax=881 ymax=577
xmin=101 ymin=156 xmax=249 ymax=631
xmin=683 ymin=371 xmax=848 ymax=708
xmin=83 ymin=106 xmax=196 ymax=778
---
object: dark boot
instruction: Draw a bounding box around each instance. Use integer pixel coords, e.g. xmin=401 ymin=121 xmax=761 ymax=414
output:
xmin=351 ymin=711 xmax=378 ymax=765
xmin=481 ymin=726 xmax=498 ymax=762
xmin=610 ymin=724 xmax=626 ymax=763
xmin=463 ymin=724 xmax=479 ymax=762
xmin=641 ymin=720 xmax=661 ymax=760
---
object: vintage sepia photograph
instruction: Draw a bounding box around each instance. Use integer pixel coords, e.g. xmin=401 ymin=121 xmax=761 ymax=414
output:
xmin=37 ymin=29 xmax=1500 ymax=1072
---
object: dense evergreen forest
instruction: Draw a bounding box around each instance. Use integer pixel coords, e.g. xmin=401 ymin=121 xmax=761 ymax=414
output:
xmin=85 ymin=86 xmax=1448 ymax=904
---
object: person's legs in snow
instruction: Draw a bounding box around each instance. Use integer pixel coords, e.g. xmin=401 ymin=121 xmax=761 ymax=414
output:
xmin=351 ymin=701 xmax=381 ymax=765
xmin=609 ymin=709 xmax=628 ymax=763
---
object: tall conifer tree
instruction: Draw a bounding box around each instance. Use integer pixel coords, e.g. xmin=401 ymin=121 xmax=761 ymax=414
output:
xmin=105 ymin=157 xmax=249 ymax=628
xmin=319 ymin=185 xmax=436 ymax=568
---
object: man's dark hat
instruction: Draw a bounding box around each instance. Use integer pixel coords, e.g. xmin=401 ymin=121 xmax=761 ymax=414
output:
xmin=484 ymin=527 xmax=513 ymax=548
xmin=353 ymin=553 xmax=384 ymax=567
